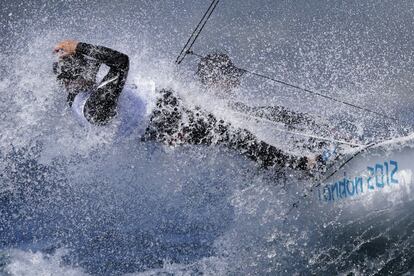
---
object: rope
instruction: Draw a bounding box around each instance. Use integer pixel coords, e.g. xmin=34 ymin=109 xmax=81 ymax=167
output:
xmin=187 ymin=51 xmax=400 ymax=123
xmin=227 ymin=108 xmax=364 ymax=147
xmin=175 ymin=0 xmax=220 ymax=64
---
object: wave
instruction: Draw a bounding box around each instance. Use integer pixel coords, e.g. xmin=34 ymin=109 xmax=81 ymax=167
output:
xmin=1 ymin=2 xmax=413 ymax=274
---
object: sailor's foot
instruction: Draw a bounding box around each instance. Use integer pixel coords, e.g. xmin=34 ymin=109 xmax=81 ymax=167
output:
xmin=306 ymin=154 xmax=326 ymax=176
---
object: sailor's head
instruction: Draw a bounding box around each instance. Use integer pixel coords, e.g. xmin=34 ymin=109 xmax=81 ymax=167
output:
xmin=196 ymin=52 xmax=245 ymax=92
xmin=53 ymin=54 xmax=87 ymax=82
xmin=53 ymin=40 xmax=96 ymax=89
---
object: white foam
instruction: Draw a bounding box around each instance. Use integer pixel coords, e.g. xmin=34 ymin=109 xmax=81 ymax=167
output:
xmin=3 ymin=249 xmax=88 ymax=276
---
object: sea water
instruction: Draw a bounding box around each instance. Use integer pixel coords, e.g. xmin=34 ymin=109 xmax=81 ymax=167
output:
xmin=1 ymin=1 xmax=413 ymax=275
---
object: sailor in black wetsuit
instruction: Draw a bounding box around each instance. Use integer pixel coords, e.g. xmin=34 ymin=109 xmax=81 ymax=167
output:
xmin=196 ymin=52 xmax=319 ymax=129
xmin=53 ymin=40 xmax=318 ymax=171
xmin=54 ymin=40 xmax=129 ymax=125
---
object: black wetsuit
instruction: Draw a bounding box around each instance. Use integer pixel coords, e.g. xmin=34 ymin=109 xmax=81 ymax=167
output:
xmin=142 ymin=89 xmax=309 ymax=170
xmin=63 ymin=42 xmax=309 ymax=171
xmin=64 ymin=42 xmax=129 ymax=125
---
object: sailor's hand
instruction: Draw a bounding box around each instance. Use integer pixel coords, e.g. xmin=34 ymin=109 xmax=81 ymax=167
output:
xmin=306 ymin=154 xmax=327 ymax=175
xmin=54 ymin=40 xmax=79 ymax=58
xmin=306 ymin=155 xmax=317 ymax=170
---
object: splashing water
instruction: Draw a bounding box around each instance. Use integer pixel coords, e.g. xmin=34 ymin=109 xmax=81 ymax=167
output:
xmin=1 ymin=1 xmax=413 ymax=275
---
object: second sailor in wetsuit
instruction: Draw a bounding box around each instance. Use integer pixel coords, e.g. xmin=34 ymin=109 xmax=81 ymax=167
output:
xmin=53 ymin=40 xmax=319 ymax=171
xmin=196 ymin=52 xmax=320 ymax=129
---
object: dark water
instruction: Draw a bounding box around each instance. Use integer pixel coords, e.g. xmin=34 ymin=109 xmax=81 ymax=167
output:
xmin=1 ymin=0 xmax=413 ymax=275
xmin=1 ymin=141 xmax=413 ymax=275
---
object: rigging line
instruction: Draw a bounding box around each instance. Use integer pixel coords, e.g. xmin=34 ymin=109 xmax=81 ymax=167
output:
xmin=175 ymin=0 xmax=217 ymax=63
xmin=186 ymin=50 xmax=400 ymax=123
xmin=227 ymin=109 xmax=365 ymax=147
xmin=182 ymin=0 xmax=220 ymax=62
xmin=245 ymin=70 xmax=399 ymax=122
xmin=176 ymin=0 xmax=220 ymax=64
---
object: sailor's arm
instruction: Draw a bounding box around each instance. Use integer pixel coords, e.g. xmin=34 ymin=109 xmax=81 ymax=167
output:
xmin=75 ymin=42 xmax=129 ymax=73
xmin=76 ymin=42 xmax=129 ymax=95
xmin=54 ymin=39 xmax=129 ymax=81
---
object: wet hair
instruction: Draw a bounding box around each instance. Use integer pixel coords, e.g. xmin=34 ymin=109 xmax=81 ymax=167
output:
xmin=53 ymin=53 xmax=99 ymax=83
xmin=196 ymin=52 xmax=245 ymax=91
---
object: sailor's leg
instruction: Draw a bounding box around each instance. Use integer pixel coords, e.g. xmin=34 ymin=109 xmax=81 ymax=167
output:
xmin=219 ymin=126 xmax=309 ymax=170
xmin=143 ymin=89 xmax=310 ymax=171
xmin=230 ymin=101 xmax=316 ymax=128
